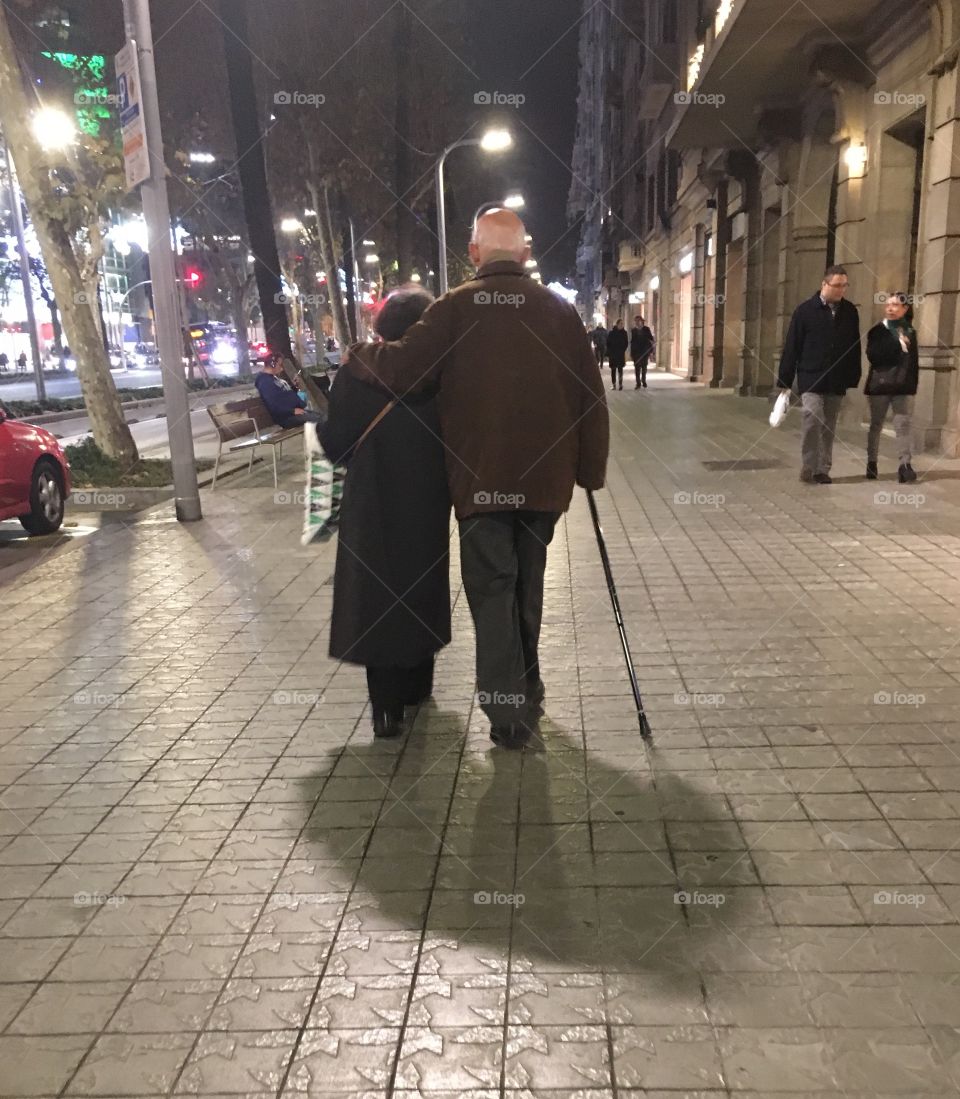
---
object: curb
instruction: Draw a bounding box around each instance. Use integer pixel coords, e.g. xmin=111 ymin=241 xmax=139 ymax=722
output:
xmin=16 ymin=382 xmax=256 ymax=427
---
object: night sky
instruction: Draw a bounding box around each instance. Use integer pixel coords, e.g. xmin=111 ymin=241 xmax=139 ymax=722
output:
xmin=53 ymin=0 xmax=584 ymax=283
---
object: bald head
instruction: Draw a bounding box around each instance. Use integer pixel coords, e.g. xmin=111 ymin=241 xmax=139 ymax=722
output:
xmin=469 ymin=208 xmax=531 ymax=269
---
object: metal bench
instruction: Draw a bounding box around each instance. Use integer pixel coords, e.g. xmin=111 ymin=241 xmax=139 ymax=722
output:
xmin=207 ymin=397 xmax=303 ymax=489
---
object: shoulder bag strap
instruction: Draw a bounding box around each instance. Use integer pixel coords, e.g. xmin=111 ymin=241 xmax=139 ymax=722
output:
xmin=352 ymin=399 xmax=398 ymax=454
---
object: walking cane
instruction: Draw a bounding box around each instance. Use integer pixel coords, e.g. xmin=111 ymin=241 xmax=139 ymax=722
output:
xmin=586 ymin=490 xmax=653 ymax=742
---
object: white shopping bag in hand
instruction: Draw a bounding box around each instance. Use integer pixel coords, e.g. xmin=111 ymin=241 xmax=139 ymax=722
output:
xmin=769 ymin=390 xmax=791 ymax=428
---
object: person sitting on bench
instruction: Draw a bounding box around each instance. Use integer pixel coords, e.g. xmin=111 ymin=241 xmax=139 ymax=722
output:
xmin=254 ymin=353 xmax=325 ymax=428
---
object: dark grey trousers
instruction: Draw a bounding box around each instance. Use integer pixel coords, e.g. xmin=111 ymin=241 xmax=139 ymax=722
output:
xmin=458 ymin=510 xmax=559 ymax=727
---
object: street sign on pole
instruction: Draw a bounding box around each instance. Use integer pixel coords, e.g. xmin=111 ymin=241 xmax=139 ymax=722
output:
xmin=122 ymin=0 xmax=201 ymax=522
xmin=115 ymin=40 xmax=150 ymax=192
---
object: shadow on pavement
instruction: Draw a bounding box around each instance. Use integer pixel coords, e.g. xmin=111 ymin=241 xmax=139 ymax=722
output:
xmin=297 ymin=710 xmax=745 ymax=983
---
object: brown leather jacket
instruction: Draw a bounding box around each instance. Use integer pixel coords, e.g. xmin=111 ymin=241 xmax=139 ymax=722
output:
xmin=346 ymin=260 xmax=610 ymax=519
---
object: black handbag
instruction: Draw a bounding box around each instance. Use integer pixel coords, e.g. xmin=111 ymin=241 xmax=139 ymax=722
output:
xmin=866 ymin=330 xmax=912 ymax=396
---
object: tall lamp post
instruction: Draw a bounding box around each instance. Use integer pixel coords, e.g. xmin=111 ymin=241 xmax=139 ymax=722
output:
xmin=435 ymin=128 xmax=512 ymax=295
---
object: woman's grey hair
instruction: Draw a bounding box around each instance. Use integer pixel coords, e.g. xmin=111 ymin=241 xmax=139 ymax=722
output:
xmin=375 ymin=287 xmax=435 ymax=341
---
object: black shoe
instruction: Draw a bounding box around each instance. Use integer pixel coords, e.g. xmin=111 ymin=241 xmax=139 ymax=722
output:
xmin=619 ymin=383 xmax=623 ymax=390
xmin=800 ymin=468 xmax=815 ymax=483
xmin=899 ymin=462 xmax=917 ymax=483
xmin=813 ymin=473 xmax=832 ymax=484
xmin=526 ymin=680 xmax=546 ymax=718
xmin=373 ymin=707 xmax=404 ymax=739
xmin=490 ymin=723 xmax=532 ymax=750
xmin=642 ymin=381 xmax=648 ymax=387
xmin=866 ymin=462 xmax=878 ymax=480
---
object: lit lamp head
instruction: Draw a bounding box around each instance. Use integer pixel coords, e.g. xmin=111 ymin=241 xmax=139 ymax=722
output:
xmin=33 ymin=107 xmax=75 ymax=153
xmin=480 ymin=128 xmax=512 ymax=153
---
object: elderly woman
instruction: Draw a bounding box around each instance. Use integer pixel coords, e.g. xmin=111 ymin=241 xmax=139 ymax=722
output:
xmin=319 ymin=289 xmax=451 ymax=739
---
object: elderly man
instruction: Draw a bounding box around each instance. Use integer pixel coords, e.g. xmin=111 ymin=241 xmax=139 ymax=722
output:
xmin=347 ymin=208 xmax=609 ymax=749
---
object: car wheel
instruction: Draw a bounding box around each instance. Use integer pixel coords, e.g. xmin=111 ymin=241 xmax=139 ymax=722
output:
xmin=19 ymin=460 xmax=65 ymax=536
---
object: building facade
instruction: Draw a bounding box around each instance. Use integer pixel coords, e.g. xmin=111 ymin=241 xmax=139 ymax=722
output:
xmin=569 ymin=0 xmax=960 ymax=455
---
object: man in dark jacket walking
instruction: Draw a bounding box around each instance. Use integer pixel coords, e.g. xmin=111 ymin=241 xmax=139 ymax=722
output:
xmin=777 ymin=265 xmax=861 ymax=484
xmin=630 ymin=315 xmax=654 ymax=388
xmin=590 ymin=322 xmax=608 ymax=366
xmin=348 ymin=208 xmax=609 ymax=749
xmin=607 ymin=319 xmax=628 ymax=390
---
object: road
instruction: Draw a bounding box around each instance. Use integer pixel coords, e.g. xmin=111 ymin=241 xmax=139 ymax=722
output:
xmin=0 ymin=362 xmax=245 ymax=403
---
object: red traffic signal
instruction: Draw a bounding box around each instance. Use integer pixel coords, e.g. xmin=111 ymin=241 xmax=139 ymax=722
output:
xmin=183 ymin=268 xmax=203 ymax=289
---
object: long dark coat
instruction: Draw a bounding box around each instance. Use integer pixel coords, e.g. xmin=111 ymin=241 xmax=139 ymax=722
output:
xmin=607 ymin=326 xmax=629 ymax=368
xmin=318 ymin=369 xmax=451 ymax=668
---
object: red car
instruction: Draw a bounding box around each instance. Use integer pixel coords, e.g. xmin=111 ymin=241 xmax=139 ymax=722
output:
xmin=0 ymin=406 xmax=71 ymax=535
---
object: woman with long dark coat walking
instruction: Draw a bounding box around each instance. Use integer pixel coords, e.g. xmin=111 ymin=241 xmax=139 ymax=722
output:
xmin=319 ymin=289 xmax=451 ymax=739
xmin=864 ymin=290 xmax=919 ymax=484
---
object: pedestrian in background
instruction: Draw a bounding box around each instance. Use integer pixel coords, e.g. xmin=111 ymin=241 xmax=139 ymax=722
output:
xmin=320 ymin=288 xmax=451 ymax=740
xmin=16 ymin=351 xmax=27 ymax=374
xmin=590 ymin=321 xmax=608 ymax=367
xmin=777 ymin=264 xmax=861 ymax=484
xmin=607 ymin=319 xmax=628 ymax=391
xmin=347 ymin=208 xmax=609 ymax=749
xmin=0 ymin=352 xmax=8 ymax=373
xmin=630 ymin=314 xmax=654 ymax=389
xmin=865 ymin=290 xmax=918 ymax=483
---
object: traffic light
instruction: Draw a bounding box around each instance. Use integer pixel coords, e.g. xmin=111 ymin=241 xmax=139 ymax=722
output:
xmin=184 ymin=267 xmax=203 ymax=289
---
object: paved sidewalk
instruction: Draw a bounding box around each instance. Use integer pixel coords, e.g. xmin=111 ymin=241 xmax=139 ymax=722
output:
xmin=3 ymin=374 xmax=960 ymax=1095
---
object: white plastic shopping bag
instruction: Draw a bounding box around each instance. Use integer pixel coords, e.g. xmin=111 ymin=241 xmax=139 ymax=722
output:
xmin=769 ymin=390 xmax=791 ymax=428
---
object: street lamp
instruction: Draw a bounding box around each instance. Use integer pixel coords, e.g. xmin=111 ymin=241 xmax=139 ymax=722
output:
xmin=503 ymin=193 xmax=525 ymax=210
xmin=364 ymin=253 xmax=380 ymax=265
xmin=33 ymin=107 xmax=75 ymax=152
xmin=189 ymin=151 xmax=216 ymax=164
xmin=435 ymin=128 xmax=513 ymax=293
xmin=281 ymin=217 xmax=303 ymax=234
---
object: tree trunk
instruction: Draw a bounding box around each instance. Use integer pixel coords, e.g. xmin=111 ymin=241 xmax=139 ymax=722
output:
xmin=341 ymin=216 xmax=358 ymax=343
xmin=394 ymin=4 xmax=414 ymax=283
xmin=233 ymin=275 xmax=252 ymax=374
xmin=49 ymin=300 xmax=65 ymax=371
xmin=320 ymin=182 xmax=351 ymax=348
xmin=219 ymin=0 xmax=293 ymax=361
xmin=0 ymin=4 xmax=137 ymax=461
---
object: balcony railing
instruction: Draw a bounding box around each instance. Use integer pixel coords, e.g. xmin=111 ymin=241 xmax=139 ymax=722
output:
xmin=687 ymin=0 xmax=738 ymax=90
